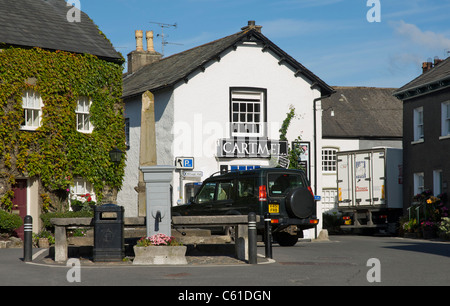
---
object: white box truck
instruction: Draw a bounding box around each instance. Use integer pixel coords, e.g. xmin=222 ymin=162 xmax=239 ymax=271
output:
xmin=337 ymin=148 xmax=403 ymax=234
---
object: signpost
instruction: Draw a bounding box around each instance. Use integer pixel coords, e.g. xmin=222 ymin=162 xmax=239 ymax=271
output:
xmin=175 ymin=157 xmax=194 ymax=169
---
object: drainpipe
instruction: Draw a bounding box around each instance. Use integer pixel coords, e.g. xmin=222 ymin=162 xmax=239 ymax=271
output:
xmin=312 ymin=91 xmax=332 ymax=195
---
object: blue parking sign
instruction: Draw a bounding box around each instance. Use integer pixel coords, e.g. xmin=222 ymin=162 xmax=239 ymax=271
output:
xmin=184 ymin=159 xmax=193 ymax=168
xmin=175 ymin=157 xmax=194 ymax=169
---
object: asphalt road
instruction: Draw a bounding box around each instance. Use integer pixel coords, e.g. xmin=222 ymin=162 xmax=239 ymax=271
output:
xmin=1 ymin=235 xmax=449 ymax=288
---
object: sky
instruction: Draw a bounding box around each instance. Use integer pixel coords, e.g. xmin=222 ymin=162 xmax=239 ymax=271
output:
xmin=79 ymin=0 xmax=450 ymax=88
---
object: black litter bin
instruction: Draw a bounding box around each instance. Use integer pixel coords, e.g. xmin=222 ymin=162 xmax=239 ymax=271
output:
xmin=93 ymin=204 xmax=124 ymax=262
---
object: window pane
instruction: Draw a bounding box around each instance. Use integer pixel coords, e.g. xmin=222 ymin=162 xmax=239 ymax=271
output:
xmin=268 ymin=173 xmax=305 ymax=196
xmin=217 ymin=181 xmax=233 ymax=201
xmin=196 ymin=182 xmax=216 ymax=204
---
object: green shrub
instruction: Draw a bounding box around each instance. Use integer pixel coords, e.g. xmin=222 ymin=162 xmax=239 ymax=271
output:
xmin=438 ymin=217 xmax=450 ymax=240
xmin=0 ymin=210 xmax=23 ymax=233
xmin=40 ymin=210 xmax=93 ymax=230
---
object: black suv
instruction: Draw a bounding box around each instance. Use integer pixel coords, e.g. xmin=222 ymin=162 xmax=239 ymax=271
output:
xmin=172 ymin=168 xmax=318 ymax=246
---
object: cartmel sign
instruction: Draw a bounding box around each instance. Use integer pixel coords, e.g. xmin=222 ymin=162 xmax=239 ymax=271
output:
xmin=217 ymin=138 xmax=288 ymax=158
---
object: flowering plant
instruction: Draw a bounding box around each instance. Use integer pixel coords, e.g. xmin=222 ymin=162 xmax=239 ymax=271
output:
xmin=402 ymin=218 xmax=418 ymax=233
xmin=70 ymin=193 xmax=96 ymax=208
xmin=421 ymin=220 xmax=437 ymax=230
xmin=136 ymin=233 xmax=183 ymax=247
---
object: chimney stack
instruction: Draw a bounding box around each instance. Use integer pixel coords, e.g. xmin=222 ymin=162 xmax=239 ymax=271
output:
xmin=127 ymin=30 xmax=162 ymax=74
xmin=241 ymin=20 xmax=262 ymax=33
xmin=422 ymin=57 xmax=443 ymax=74
xmin=422 ymin=61 xmax=433 ymax=74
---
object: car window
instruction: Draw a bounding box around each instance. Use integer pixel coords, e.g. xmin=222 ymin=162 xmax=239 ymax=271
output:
xmin=196 ymin=180 xmax=234 ymax=203
xmin=217 ymin=181 xmax=233 ymax=201
xmin=268 ymin=173 xmax=305 ymax=196
xmin=196 ymin=182 xmax=216 ymax=203
xmin=238 ymin=177 xmax=256 ymax=199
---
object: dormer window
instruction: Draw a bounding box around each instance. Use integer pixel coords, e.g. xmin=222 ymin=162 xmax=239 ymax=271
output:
xmin=76 ymin=96 xmax=93 ymax=133
xmin=21 ymin=90 xmax=43 ymax=130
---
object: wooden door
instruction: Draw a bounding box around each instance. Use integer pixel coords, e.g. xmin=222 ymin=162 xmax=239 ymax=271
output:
xmin=12 ymin=179 xmax=27 ymax=240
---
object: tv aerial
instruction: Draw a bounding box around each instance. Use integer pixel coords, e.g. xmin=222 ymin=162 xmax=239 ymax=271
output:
xmin=149 ymin=21 xmax=183 ymax=56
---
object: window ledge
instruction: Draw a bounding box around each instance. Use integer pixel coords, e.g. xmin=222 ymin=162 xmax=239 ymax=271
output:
xmin=411 ymin=139 xmax=424 ymax=145
xmin=439 ymin=135 xmax=450 ymax=141
xmin=20 ymin=126 xmax=39 ymax=131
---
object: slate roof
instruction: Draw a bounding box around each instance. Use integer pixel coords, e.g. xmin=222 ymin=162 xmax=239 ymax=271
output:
xmin=123 ymin=28 xmax=334 ymax=98
xmin=0 ymin=0 xmax=122 ymax=62
xmin=393 ymin=57 xmax=450 ymax=100
xmin=322 ymin=87 xmax=402 ymax=139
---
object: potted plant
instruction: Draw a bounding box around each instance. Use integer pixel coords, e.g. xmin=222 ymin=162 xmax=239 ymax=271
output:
xmin=70 ymin=199 xmax=84 ymax=212
xmin=421 ymin=220 xmax=437 ymax=239
xmin=401 ymin=218 xmax=418 ymax=238
xmin=34 ymin=230 xmax=55 ymax=248
xmin=133 ymin=233 xmax=187 ymax=265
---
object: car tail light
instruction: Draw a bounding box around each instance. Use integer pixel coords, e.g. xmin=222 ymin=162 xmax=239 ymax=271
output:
xmin=343 ymin=216 xmax=350 ymax=220
xmin=271 ymin=219 xmax=279 ymax=224
xmin=307 ymin=186 xmax=314 ymax=197
xmin=310 ymin=219 xmax=319 ymax=224
xmin=380 ymin=215 xmax=387 ymax=219
xmin=259 ymin=185 xmax=267 ymax=201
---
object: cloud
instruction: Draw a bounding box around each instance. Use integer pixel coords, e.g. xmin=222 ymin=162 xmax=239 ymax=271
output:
xmin=390 ymin=20 xmax=450 ymax=51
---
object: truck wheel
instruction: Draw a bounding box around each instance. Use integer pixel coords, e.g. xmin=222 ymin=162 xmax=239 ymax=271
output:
xmin=273 ymin=232 xmax=298 ymax=246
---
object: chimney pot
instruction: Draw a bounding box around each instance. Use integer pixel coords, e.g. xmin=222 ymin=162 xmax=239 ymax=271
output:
xmin=146 ymin=31 xmax=155 ymax=52
xmin=135 ymin=30 xmax=144 ymax=52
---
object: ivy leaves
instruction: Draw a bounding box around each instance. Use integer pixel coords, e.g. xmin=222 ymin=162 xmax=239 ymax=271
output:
xmin=0 ymin=47 xmax=125 ymax=206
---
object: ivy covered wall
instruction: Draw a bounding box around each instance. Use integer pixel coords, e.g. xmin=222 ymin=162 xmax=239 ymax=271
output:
xmin=0 ymin=46 xmax=125 ymax=212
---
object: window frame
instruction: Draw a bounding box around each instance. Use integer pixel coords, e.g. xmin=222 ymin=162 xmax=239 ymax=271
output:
xmin=76 ymin=96 xmax=93 ymax=133
xmin=413 ymin=107 xmax=424 ymax=142
xmin=322 ymin=147 xmax=338 ymax=173
xmin=21 ymin=89 xmax=43 ymax=130
xmin=70 ymin=178 xmax=96 ymax=204
xmin=229 ymin=87 xmax=267 ymax=138
xmin=441 ymin=101 xmax=450 ymax=137
xmin=413 ymin=172 xmax=425 ymax=195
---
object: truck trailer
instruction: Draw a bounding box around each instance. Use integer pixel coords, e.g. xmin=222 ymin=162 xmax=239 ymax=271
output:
xmin=337 ymin=148 xmax=403 ymax=234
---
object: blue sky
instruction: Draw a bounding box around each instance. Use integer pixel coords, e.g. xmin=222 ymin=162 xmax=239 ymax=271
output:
xmin=80 ymin=0 xmax=450 ymax=88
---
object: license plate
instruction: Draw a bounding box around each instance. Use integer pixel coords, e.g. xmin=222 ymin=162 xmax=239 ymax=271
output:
xmin=345 ymin=220 xmax=352 ymax=225
xmin=268 ymin=204 xmax=279 ymax=214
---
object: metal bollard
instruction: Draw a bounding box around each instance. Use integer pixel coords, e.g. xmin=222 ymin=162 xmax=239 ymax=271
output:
xmin=248 ymin=212 xmax=257 ymax=264
xmin=23 ymin=215 xmax=32 ymax=262
xmin=264 ymin=212 xmax=272 ymax=259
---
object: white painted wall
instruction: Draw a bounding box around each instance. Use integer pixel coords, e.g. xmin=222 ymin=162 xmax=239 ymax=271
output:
xmin=170 ymin=42 xmax=321 ymax=206
xmin=117 ymin=96 xmax=141 ymax=217
xmin=119 ymin=41 xmax=325 ymax=237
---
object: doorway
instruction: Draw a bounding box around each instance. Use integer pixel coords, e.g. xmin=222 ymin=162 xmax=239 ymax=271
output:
xmin=12 ymin=179 xmax=27 ymax=239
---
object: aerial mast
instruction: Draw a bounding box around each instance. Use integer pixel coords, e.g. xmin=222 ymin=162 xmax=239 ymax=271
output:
xmin=149 ymin=21 xmax=181 ymax=56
